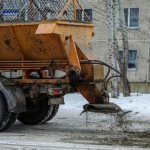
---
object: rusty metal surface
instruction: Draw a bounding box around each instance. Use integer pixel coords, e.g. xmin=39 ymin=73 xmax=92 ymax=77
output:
xmin=73 ymin=42 xmax=107 ymax=104
xmin=69 ymin=36 xmax=81 ymax=70
xmin=74 ymin=84 xmax=105 ymax=104
xmin=76 ymin=46 xmax=93 ymax=82
xmin=0 ymin=21 xmax=95 ymax=27
xmin=0 ymin=25 xmax=68 ymax=61
xmin=75 ymin=40 xmax=98 ymax=60
xmin=13 ymin=79 xmax=69 ymax=84
xmin=0 ymin=14 xmax=107 ymax=105
xmin=35 ymin=21 xmax=94 ymax=45
xmin=0 ymin=27 xmax=64 ymax=61
xmin=0 ymin=61 xmax=68 ymax=70
xmin=0 ymin=21 xmax=94 ymax=71
xmin=35 ymin=23 xmax=59 ymax=34
xmin=93 ymin=65 xmax=104 ymax=81
xmin=76 ymin=42 xmax=104 ymax=82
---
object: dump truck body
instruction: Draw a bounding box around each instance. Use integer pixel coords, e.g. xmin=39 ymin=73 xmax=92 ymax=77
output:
xmin=0 ymin=0 xmax=121 ymax=131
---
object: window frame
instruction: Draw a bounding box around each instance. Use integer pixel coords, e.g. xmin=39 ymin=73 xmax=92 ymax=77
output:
xmin=84 ymin=8 xmax=92 ymax=21
xmin=124 ymin=7 xmax=139 ymax=29
xmin=119 ymin=49 xmax=138 ymax=71
xmin=76 ymin=8 xmax=92 ymax=22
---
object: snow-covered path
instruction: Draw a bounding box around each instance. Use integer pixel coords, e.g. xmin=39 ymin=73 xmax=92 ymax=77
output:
xmin=0 ymin=93 xmax=150 ymax=150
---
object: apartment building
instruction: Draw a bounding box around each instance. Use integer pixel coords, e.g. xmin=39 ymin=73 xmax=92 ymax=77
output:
xmin=80 ymin=0 xmax=150 ymax=93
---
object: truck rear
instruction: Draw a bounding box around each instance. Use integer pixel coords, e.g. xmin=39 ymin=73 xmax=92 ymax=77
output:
xmin=0 ymin=0 xmax=121 ymax=131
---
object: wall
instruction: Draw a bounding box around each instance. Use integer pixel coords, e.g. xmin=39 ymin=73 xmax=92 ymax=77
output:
xmin=81 ymin=0 xmax=150 ymax=84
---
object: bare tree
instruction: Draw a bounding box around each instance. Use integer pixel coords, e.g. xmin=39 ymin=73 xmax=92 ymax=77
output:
xmin=118 ymin=0 xmax=131 ymax=96
xmin=87 ymin=0 xmax=131 ymax=96
xmin=105 ymin=0 xmax=131 ymax=97
xmin=148 ymin=0 xmax=150 ymax=83
xmin=112 ymin=0 xmax=120 ymax=96
xmin=105 ymin=0 xmax=119 ymax=98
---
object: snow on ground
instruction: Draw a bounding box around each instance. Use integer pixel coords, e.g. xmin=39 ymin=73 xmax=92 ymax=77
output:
xmin=110 ymin=93 xmax=150 ymax=120
xmin=64 ymin=92 xmax=150 ymax=117
xmin=63 ymin=92 xmax=150 ymax=124
xmin=0 ymin=93 xmax=150 ymax=150
xmin=64 ymin=92 xmax=150 ymax=120
xmin=61 ymin=93 xmax=150 ymax=132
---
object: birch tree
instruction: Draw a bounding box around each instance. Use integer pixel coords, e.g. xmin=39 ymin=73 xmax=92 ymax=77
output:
xmin=112 ymin=0 xmax=120 ymax=96
xmin=105 ymin=0 xmax=119 ymax=98
xmin=148 ymin=0 xmax=150 ymax=83
xmin=105 ymin=0 xmax=131 ymax=97
xmin=118 ymin=0 xmax=131 ymax=96
xmin=87 ymin=0 xmax=131 ymax=96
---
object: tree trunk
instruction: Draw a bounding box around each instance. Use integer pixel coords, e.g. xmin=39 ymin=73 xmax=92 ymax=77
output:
xmin=148 ymin=0 xmax=150 ymax=83
xmin=112 ymin=0 xmax=120 ymax=96
xmin=118 ymin=0 xmax=131 ymax=96
xmin=105 ymin=0 xmax=118 ymax=98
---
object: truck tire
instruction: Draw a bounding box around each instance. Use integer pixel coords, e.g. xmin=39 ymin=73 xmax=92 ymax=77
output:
xmin=44 ymin=105 xmax=59 ymax=123
xmin=0 ymin=93 xmax=13 ymax=131
xmin=18 ymin=98 xmax=54 ymax=125
xmin=2 ymin=113 xmax=18 ymax=131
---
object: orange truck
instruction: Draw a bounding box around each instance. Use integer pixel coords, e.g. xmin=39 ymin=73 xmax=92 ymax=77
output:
xmin=0 ymin=0 xmax=121 ymax=131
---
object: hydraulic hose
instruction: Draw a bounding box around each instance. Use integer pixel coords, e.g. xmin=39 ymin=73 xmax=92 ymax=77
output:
xmin=49 ymin=60 xmax=67 ymax=79
xmin=48 ymin=59 xmax=122 ymax=89
xmin=81 ymin=60 xmax=122 ymax=90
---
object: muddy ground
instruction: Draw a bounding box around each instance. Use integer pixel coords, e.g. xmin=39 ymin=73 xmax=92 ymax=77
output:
xmin=0 ymin=94 xmax=150 ymax=150
xmin=0 ymin=112 xmax=150 ymax=149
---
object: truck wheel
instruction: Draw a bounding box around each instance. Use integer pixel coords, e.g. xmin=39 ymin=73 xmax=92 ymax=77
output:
xmin=18 ymin=98 xmax=54 ymax=125
xmin=2 ymin=113 xmax=18 ymax=131
xmin=0 ymin=93 xmax=12 ymax=131
xmin=44 ymin=105 xmax=59 ymax=123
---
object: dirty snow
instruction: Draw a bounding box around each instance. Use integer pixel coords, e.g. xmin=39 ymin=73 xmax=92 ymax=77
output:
xmin=0 ymin=93 xmax=150 ymax=150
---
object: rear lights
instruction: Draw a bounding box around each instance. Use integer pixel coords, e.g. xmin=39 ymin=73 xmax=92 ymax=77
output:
xmin=53 ymin=89 xmax=62 ymax=95
xmin=48 ymin=88 xmax=63 ymax=96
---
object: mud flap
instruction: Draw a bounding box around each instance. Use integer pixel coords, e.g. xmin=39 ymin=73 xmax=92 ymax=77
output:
xmin=82 ymin=103 xmax=122 ymax=114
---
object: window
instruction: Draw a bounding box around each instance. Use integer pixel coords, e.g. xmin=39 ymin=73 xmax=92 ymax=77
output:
xmin=124 ymin=8 xmax=139 ymax=28
xmin=84 ymin=9 xmax=92 ymax=21
xmin=119 ymin=50 xmax=137 ymax=70
xmin=76 ymin=9 xmax=92 ymax=21
xmin=76 ymin=9 xmax=82 ymax=21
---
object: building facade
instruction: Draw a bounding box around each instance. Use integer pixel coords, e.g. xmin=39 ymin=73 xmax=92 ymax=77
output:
xmin=80 ymin=0 xmax=150 ymax=93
